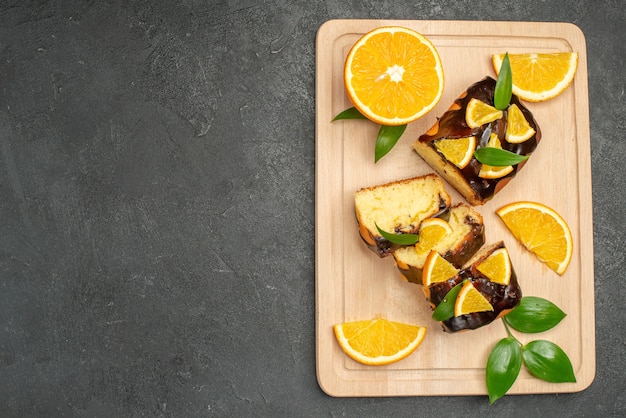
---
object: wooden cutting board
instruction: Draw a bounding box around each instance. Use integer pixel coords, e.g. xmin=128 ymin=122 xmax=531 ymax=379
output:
xmin=315 ymin=19 xmax=594 ymax=397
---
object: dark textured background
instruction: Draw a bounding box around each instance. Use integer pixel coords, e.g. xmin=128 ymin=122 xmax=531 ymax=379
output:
xmin=1 ymin=1 xmax=624 ymax=416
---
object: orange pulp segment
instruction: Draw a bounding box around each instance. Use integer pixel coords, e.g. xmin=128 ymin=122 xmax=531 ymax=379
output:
xmin=476 ymin=247 xmax=512 ymax=285
xmin=422 ymin=250 xmax=459 ymax=287
xmin=454 ymin=281 xmax=494 ymax=316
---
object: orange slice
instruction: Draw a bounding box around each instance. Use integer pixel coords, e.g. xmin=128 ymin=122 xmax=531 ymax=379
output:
xmin=454 ymin=281 xmax=494 ymax=316
xmin=344 ymin=26 xmax=444 ymax=126
xmin=476 ymin=247 xmax=512 ymax=285
xmin=333 ymin=318 xmax=427 ymax=365
xmin=414 ymin=218 xmax=454 ymax=254
xmin=496 ymin=201 xmax=573 ymax=275
xmin=492 ymin=52 xmax=579 ymax=102
xmin=506 ymin=103 xmax=535 ymax=143
xmin=434 ymin=136 xmax=476 ymax=169
xmin=478 ymin=133 xmax=514 ymax=179
xmin=465 ymin=98 xmax=503 ymax=129
xmin=422 ymin=250 xmax=459 ymax=287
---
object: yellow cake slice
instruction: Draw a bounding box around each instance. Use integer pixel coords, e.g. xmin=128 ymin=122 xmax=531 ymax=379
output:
xmin=354 ymin=174 xmax=451 ymax=257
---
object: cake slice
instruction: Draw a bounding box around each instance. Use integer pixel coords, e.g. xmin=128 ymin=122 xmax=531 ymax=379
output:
xmin=424 ymin=241 xmax=522 ymax=332
xmin=394 ymin=203 xmax=485 ymax=284
xmin=354 ymin=174 xmax=451 ymax=257
xmin=413 ymin=77 xmax=541 ymax=206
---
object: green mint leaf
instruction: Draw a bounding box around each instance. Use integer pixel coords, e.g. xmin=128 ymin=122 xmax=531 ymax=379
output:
xmin=375 ymin=223 xmax=419 ymax=245
xmin=375 ymin=124 xmax=407 ymax=162
xmin=474 ymin=147 xmax=529 ymax=166
xmin=332 ymin=107 xmax=367 ymax=121
xmin=522 ymin=340 xmax=576 ymax=383
xmin=486 ymin=337 xmax=523 ymax=404
xmin=494 ymin=52 xmax=512 ymax=110
xmin=504 ymin=296 xmax=567 ymax=333
xmin=432 ymin=280 xmax=465 ymax=321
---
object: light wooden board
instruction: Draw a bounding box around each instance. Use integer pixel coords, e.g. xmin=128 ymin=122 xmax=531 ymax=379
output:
xmin=315 ymin=19 xmax=594 ymax=397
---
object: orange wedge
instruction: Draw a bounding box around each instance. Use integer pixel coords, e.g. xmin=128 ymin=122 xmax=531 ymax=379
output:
xmin=454 ymin=281 xmax=494 ymax=316
xmin=476 ymin=247 xmax=512 ymax=285
xmin=478 ymin=133 xmax=514 ymax=179
xmin=333 ymin=318 xmax=427 ymax=365
xmin=465 ymin=98 xmax=502 ymax=128
xmin=344 ymin=26 xmax=444 ymax=126
xmin=492 ymin=52 xmax=578 ymax=102
xmin=414 ymin=218 xmax=453 ymax=254
xmin=434 ymin=136 xmax=476 ymax=169
xmin=506 ymin=103 xmax=535 ymax=144
xmin=422 ymin=250 xmax=459 ymax=287
xmin=496 ymin=201 xmax=573 ymax=275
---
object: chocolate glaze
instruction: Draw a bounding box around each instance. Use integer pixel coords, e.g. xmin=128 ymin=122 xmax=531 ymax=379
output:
xmin=418 ymin=77 xmax=542 ymax=202
xmin=426 ymin=242 xmax=522 ymax=332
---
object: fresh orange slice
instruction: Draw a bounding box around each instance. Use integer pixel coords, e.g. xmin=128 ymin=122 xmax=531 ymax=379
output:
xmin=454 ymin=281 xmax=493 ymax=316
xmin=496 ymin=201 xmax=573 ymax=275
xmin=414 ymin=218 xmax=454 ymax=254
xmin=506 ymin=103 xmax=535 ymax=143
xmin=344 ymin=26 xmax=444 ymax=126
xmin=465 ymin=98 xmax=503 ymax=129
xmin=492 ymin=52 xmax=579 ymax=102
xmin=333 ymin=318 xmax=427 ymax=365
xmin=422 ymin=250 xmax=459 ymax=287
xmin=478 ymin=133 xmax=514 ymax=179
xmin=476 ymin=247 xmax=512 ymax=285
xmin=434 ymin=136 xmax=476 ymax=169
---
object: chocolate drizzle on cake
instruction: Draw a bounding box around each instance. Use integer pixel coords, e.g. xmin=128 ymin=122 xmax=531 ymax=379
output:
xmin=426 ymin=241 xmax=523 ymax=332
xmin=416 ymin=77 xmax=541 ymax=205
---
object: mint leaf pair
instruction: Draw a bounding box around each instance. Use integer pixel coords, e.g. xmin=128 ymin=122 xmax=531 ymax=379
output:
xmin=486 ymin=297 xmax=575 ymax=404
xmin=333 ymin=108 xmax=406 ymax=162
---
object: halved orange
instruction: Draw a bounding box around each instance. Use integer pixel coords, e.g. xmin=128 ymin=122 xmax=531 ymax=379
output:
xmin=492 ymin=52 xmax=579 ymax=102
xmin=454 ymin=281 xmax=493 ymax=316
xmin=496 ymin=201 xmax=573 ymax=275
xmin=344 ymin=26 xmax=444 ymax=126
xmin=476 ymin=247 xmax=512 ymax=285
xmin=465 ymin=98 xmax=502 ymax=129
xmin=478 ymin=133 xmax=514 ymax=179
xmin=333 ymin=317 xmax=427 ymax=365
xmin=422 ymin=250 xmax=459 ymax=287
xmin=506 ymin=103 xmax=535 ymax=144
xmin=414 ymin=218 xmax=453 ymax=254
xmin=434 ymin=136 xmax=476 ymax=169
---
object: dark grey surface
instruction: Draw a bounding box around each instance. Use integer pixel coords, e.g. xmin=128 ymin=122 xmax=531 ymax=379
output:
xmin=0 ymin=1 xmax=624 ymax=416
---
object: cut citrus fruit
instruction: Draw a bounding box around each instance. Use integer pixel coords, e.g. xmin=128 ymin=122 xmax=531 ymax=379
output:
xmin=434 ymin=136 xmax=476 ymax=169
xmin=414 ymin=218 xmax=453 ymax=254
xmin=479 ymin=133 xmax=514 ymax=179
xmin=333 ymin=318 xmax=427 ymax=365
xmin=492 ymin=52 xmax=579 ymax=102
xmin=478 ymin=164 xmax=514 ymax=179
xmin=476 ymin=247 xmax=512 ymax=285
xmin=506 ymin=103 xmax=535 ymax=143
xmin=496 ymin=201 xmax=573 ymax=275
xmin=465 ymin=98 xmax=503 ymax=129
xmin=344 ymin=26 xmax=444 ymax=126
xmin=454 ymin=281 xmax=493 ymax=316
xmin=422 ymin=250 xmax=459 ymax=287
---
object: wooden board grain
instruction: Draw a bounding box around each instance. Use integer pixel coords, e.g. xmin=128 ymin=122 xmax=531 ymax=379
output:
xmin=315 ymin=19 xmax=594 ymax=397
